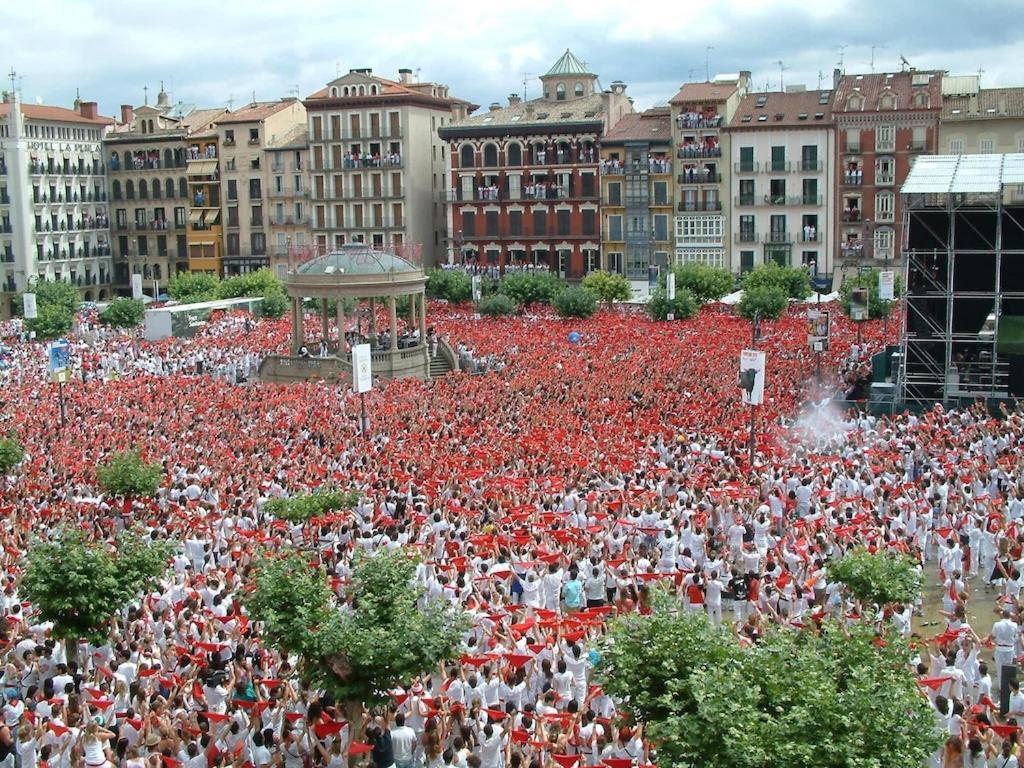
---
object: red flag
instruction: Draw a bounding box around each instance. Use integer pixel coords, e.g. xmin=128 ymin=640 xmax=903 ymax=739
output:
xmin=313 ymin=721 xmax=347 ymax=739
xmin=201 ymin=711 xmax=230 ymax=723
xmin=552 ymin=757 xmax=581 ymax=768
xmin=918 ymin=676 xmax=952 ymax=691
xmin=347 ymin=742 xmax=374 ymax=756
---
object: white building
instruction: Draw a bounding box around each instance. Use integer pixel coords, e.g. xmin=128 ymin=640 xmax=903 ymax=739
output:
xmin=725 ymin=89 xmax=836 ymax=276
xmin=0 ymin=87 xmax=115 ymax=315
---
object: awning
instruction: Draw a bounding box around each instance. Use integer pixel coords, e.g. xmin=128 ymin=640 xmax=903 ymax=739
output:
xmin=187 ymin=210 xmax=203 ymax=224
xmin=205 ymin=209 xmax=221 ymax=225
xmin=186 ymin=159 xmax=218 ymax=175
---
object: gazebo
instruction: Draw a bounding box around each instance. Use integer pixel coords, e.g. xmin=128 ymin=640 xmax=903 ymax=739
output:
xmin=258 ymin=244 xmax=453 ymax=384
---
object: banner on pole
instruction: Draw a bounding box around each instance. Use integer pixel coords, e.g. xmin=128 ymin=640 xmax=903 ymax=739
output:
xmin=471 ymin=275 xmax=482 ymax=302
xmin=849 ymin=287 xmax=869 ymax=321
xmin=352 ymin=343 xmax=372 ymax=393
xmin=666 ymin=272 xmax=676 ymax=301
xmin=48 ymin=340 xmax=71 ymax=381
xmin=131 ymin=273 xmax=144 ymax=300
xmin=807 ymin=309 xmax=830 ymax=351
xmin=22 ymin=293 xmax=37 ymax=319
xmin=739 ymin=349 xmax=766 ymax=406
xmin=879 ymin=271 xmax=895 ymax=302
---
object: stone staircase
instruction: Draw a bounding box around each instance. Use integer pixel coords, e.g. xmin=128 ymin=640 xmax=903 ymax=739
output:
xmin=429 ymin=353 xmax=454 ymax=378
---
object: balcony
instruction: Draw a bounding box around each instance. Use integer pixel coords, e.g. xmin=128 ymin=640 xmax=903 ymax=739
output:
xmin=677 ymin=200 xmax=722 ymax=212
xmin=336 ymin=156 xmax=404 ymax=170
xmin=677 ymin=146 xmax=721 ymax=159
xmin=797 ymin=160 xmax=822 ymax=172
xmin=909 ymin=140 xmax=928 ymax=152
xmin=763 ymin=194 xmax=823 ymax=206
xmin=734 ymin=232 xmax=759 ymax=244
xmin=734 ymin=195 xmax=756 ymax=207
xmin=764 ymin=232 xmax=791 ymax=244
xmin=327 ymin=127 xmax=404 ymax=141
xmin=268 ymin=216 xmax=307 ymax=227
xmin=842 ymin=172 xmax=863 ymax=186
xmin=845 ymin=143 xmax=862 ymax=154
xmin=767 ymin=161 xmax=791 ymax=172
xmin=269 ymin=186 xmax=308 ymax=198
xmin=677 ymin=171 xmax=722 ymax=185
xmin=799 ymin=231 xmax=822 ymax=243
xmin=842 ymin=209 xmax=862 ymax=222
xmin=841 ymin=244 xmax=864 ymax=258
xmin=676 ymin=115 xmax=722 ymax=129
xmin=734 ymin=162 xmax=758 ymax=173
xmin=876 ymin=174 xmax=895 ymax=186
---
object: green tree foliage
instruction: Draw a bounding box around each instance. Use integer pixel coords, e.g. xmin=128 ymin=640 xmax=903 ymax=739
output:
xmin=95 ymin=449 xmax=163 ymax=497
xmin=99 ymin=298 xmax=145 ymax=328
xmin=21 ymin=530 xmax=172 ymax=645
xmin=828 ymin=547 xmax=922 ymax=607
xmin=21 ymin=279 xmax=80 ymax=316
xmin=742 ymin=263 xmax=812 ymax=299
xmin=259 ymin=289 xmax=289 ymax=319
xmin=26 ymin=303 xmax=72 ymax=340
xmin=669 ymin=263 xmax=735 ymax=304
xmin=646 ymin=286 xmax=699 ymax=322
xmin=552 ymin=286 xmax=598 ymax=318
xmin=598 ymin=607 xmax=940 ymax=768
xmin=167 ymin=271 xmax=219 ymax=303
xmin=476 ymin=294 xmax=516 ymax=317
xmin=840 ymin=269 xmax=902 ymax=319
xmin=264 ymin=488 xmax=361 ymax=523
xmin=245 ymin=549 xmax=466 ymax=708
xmin=738 ymin=285 xmax=789 ymax=320
xmin=499 ymin=272 xmax=567 ymax=306
xmin=0 ymin=436 xmax=24 ymax=474
xmin=425 ymin=269 xmax=472 ymax=303
xmin=581 ymin=270 xmax=632 ymax=307
xmin=216 ymin=268 xmax=282 ymax=300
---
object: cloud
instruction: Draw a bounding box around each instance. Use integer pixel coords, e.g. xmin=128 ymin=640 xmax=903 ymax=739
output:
xmin=2 ymin=0 xmax=1023 ymax=117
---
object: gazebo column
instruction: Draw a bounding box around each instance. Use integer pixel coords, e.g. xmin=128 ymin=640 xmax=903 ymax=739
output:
xmin=336 ymin=297 xmax=346 ymax=354
xmin=320 ymin=298 xmax=329 ymax=343
xmin=388 ymin=295 xmax=398 ymax=347
xmin=408 ymin=293 xmax=416 ymax=334
xmin=418 ymin=289 xmax=427 ymax=338
xmin=290 ymin=296 xmax=303 ymax=354
xmin=369 ymin=298 xmax=377 ymax=338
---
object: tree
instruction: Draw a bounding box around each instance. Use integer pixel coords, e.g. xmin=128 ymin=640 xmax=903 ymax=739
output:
xmin=259 ymin=289 xmax=289 ymax=319
xmin=21 ymin=530 xmax=172 ymax=646
xmin=598 ymin=604 xmax=941 ymax=768
xmin=499 ymin=272 xmax=566 ymax=305
xmin=0 ymin=436 xmax=24 ymax=474
xmin=95 ymin=449 xmax=163 ymax=497
xmin=476 ymin=294 xmax=516 ymax=317
xmin=552 ymin=286 xmax=598 ymax=318
xmin=245 ymin=550 xmax=466 ymax=718
xmin=20 ymin=279 xmax=80 ymax=316
xmin=216 ymin=268 xmax=282 ymax=300
xmin=99 ymin=298 xmax=145 ymax=328
xmin=264 ymin=488 xmax=361 ymax=524
xmin=646 ymin=286 xmax=698 ymax=322
xmin=581 ymin=270 xmax=632 ymax=307
xmin=670 ymin=263 xmax=735 ymax=304
xmin=738 ymin=285 xmax=789 ymax=320
xmin=425 ymin=269 xmax=472 ymax=303
xmin=742 ymin=263 xmax=812 ymax=299
xmin=25 ymin=303 xmax=72 ymax=340
xmin=840 ymin=269 xmax=901 ymax=319
xmin=167 ymin=271 xmax=219 ymax=303
xmin=827 ymin=547 xmax=922 ymax=607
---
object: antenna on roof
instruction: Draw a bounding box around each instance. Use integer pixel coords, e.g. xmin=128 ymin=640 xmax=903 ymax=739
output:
xmin=251 ymin=90 xmax=256 ymax=106
xmin=836 ymin=44 xmax=847 ymax=71
xmin=977 ymin=67 xmax=985 ymax=84
xmin=415 ymin=67 xmax=421 ymax=83
xmin=7 ymin=68 xmax=15 ymax=95
xmin=521 ymin=73 xmax=536 ymax=101
xmin=335 ymin=61 xmax=341 ymax=78
xmin=817 ymin=71 xmax=825 ymax=90
xmin=143 ymin=85 xmax=149 ymax=105
xmin=687 ymin=68 xmax=700 ymax=81
xmin=291 ymin=84 xmax=300 ymax=98
xmin=705 ymin=46 xmax=714 ymax=82
xmin=899 ymin=54 xmax=911 ymax=72
xmin=227 ymin=93 xmax=234 ymax=111
xmin=774 ymin=60 xmax=789 ymax=91
xmin=869 ymin=44 xmax=888 ymax=73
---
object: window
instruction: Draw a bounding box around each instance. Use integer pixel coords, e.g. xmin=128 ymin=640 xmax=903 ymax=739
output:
xmin=227 ymin=206 xmax=239 ymax=227
xmin=557 ymin=209 xmax=571 ymax=236
xmin=739 ymin=146 xmax=754 ymax=172
xmin=485 ymin=210 xmax=499 ymax=236
xmin=225 ymin=129 xmax=235 ymax=145
xmin=675 ymin=216 xmax=722 ymax=244
xmin=115 ymin=209 xmax=127 ymax=228
xmin=769 ymin=178 xmax=786 ymax=204
xmin=227 ymin=179 xmax=238 ymax=201
xmin=532 ymin=210 xmax=547 ymax=236
xmin=980 ymin=137 xmax=995 ymax=154
xmin=226 ymin=233 xmax=240 ymax=256
xmin=251 ymin=205 xmax=263 ymax=226
xmin=483 ymin=144 xmax=498 ymax=167
xmin=912 ymin=126 xmax=927 ymax=150
xmin=507 ymin=144 xmax=522 ymax=166
xmin=574 ymin=82 xmax=584 ymax=97
xmin=876 ymin=191 xmax=895 ymax=222
xmin=653 ymin=181 xmax=668 ymax=205
xmin=606 ymin=252 xmax=623 ymax=274
xmin=251 ymin=232 xmax=266 ymax=254
xmin=949 ymin=138 xmax=964 ymax=154
xmin=174 ymin=207 xmax=186 ymax=227
xmin=676 ymin=248 xmax=724 ymax=268
xmin=740 ymin=250 xmax=755 ymax=273
xmin=556 ymin=83 xmax=566 ymax=101
xmin=654 ymin=214 xmax=668 ymax=242
xmin=876 ymin=124 xmax=895 ymax=151
xmin=582 ymin=209 xmax=596 ymax=235
xmin=770 ymin=146 xmax=786 ymax=171
xmin=766 ymin=246 xmax=789 ymax=267
xmin=509 ymin=210 xmax=523 ymax=235
xmin=802 ymin=178 xmax=818 ymax=205
xmin=460 ymin=145 xmax=474 ymax=168
xmin=875 ymin=156 xmax=895 ymax=185
xmin=608 ymin=215 xmax=623 ymax=241
xmin=800 ymin=145 xmax=818 ymax=170
xmin=769 ymin=214 xmax=787 ymax=243
xmin=581 ymin=174 xmax=595 ymax=197
xmin=846 ymin=128 xmax=861 ymax=152
xmin=879 ymin=92 xmax=896 ymax=110
xmin=739 ymin=179 xmax=755 ymax=205
xmin=874 ymin=227 xmax=894 ymax=260
xmin=738 ymin=215 xmax=756 ymax=242
xmin=461 ymin=211 xmax=475 ymax=237
xmin=607 ymin=182 xmax=621 ymax=206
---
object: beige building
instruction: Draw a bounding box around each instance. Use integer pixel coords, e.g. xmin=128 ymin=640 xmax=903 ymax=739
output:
xmin=668 ymin=74 xmax=750 ymax=271
xmin=265 ymin=127 xmax=310 ymax=277
xmin=215 ymin=99 xmax=307 ymax=276
xmin=304 ymin=68 xmax=474 ymax=267
xmin=104 ymin=89 xmax=225 ymax=295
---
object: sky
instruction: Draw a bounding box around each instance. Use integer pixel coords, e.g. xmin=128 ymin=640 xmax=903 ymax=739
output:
xmin=3 ymin=0 xmax=1024 ymax=119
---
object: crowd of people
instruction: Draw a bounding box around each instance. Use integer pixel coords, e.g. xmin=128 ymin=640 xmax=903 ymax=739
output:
xmin=0 ymin=299 xmax=1021 ymax=767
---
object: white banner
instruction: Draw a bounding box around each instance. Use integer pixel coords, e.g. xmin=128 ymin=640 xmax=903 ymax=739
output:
xmin=472 ymin=274 xmax=482 ymax=302
xmin=879 ymin=271 xmax=895 ymax=301
xmin=352 ymin=343 xmax=372 ymax=393
xmin=131 ymin=273 xmax=144 ymax=300
xmin=22 ymin=293 xmax=37 ymax=319
xmin=739 ymin=349 xmax=766 ymax=407
xmin=666 ymin=272 xmax=676 ymax=301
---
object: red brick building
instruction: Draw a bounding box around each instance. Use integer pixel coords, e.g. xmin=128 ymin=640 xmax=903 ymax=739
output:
xmin=832 ymin=70 xmax=942 ymax=276
xmin=438 ymin=50 xmax=632 ymax=278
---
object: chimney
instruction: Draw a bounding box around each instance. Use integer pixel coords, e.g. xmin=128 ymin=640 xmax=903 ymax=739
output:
xmin=610 ymin=80 xmax=627 ymax=95
xmin=120 ymin=104 xmax=134 ymax=125
xmin=79 ymin=101 xmax=98 ymax=120
xmin=508 ymin=93 xmax=521 ymax=106
xmin=489 ymin=102 xmax=501 ymax=112
xmin=999 ymin=97 xmax=1008 ymax=115
xmin=525 ymin=102 xmax=535 ymax=117
xmin=398 ymin=68 xmax=413 ymax=85
xmin=833 ymin=68 xmax=842 ymax=89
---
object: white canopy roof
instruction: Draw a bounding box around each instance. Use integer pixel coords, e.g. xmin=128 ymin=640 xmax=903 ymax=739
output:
xmin=902 ymin=153 xmax=1024 ymax=195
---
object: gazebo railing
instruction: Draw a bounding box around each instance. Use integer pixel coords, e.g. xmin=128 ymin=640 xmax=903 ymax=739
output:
xmin=286 ymin=242 xmax=423 ymax=271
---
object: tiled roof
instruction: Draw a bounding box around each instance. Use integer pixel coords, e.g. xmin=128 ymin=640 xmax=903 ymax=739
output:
xmin=267 ymin=125 xmax=309 ymax=150
xmin=306 ymin=75 xmax=463 ymax=108
xmin=181 ymin=108 xmax=228 ymax=134
xmin=545 ymin=49 xmax=592 ymax=77
xmin=942 ymin=87 xmax=1024 ymax=120
xmin=215 ymin=100 xmax=297 ymax=124
xmin=833 ymin=71 xmax=942 ymax=113
xmin=601 ymin=109 xmax=672 ymax=143
xmin=0 ymin=102 xmax=114 ymax=125
xmin=442 ymin=92 xmax=606 ymax=132
xmin=669 ymin=82 xmax=738 ymax=105
xmin=729 ymin=89 xmax=834 ymax=129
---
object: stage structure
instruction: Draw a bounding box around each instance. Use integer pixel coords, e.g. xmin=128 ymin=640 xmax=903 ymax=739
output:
xmin=898 ymin=154 xmax=1024 ymax=405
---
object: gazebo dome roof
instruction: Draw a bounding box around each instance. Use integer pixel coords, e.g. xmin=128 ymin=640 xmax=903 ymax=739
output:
xmin=294 ymin=244 xmax=419 ymax=276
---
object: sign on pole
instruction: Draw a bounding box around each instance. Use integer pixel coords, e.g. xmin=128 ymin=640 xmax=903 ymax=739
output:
xmin=352 ymin=343 xmax=372 ymax=393
xmin=49 ymin=339 xmax=71 ymax=383
xmin=739 ymin=349 xmax=766 ymax=406
xmin=131 ymin=273 xmax=144 ymax=300
xmin=471 ymin=274 xmax=482 ymax=302
xmin=849 ymin=287 xmax=869 ymax=321
xmin=22 ymin=293 xmax=37 ymax=319
xmin=666 ymin=272 xmax=676 ymax=301
xmin=879 ymin=271 xmax=895 ymax=301
xmin=807 ymin=309 xmax=830 ymax=352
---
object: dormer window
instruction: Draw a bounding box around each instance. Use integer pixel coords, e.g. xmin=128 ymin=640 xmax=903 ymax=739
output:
xmin=330 ymin=87 xmax=338 ymax=97
xmin=847 ymin=95 xmax=864 ymax=111
xmin=343 ymin=87 xmax=349 ymax=97
xmin=574 ymin=82 xmax=584 ymax=97
xmin=879 ymin=91 xmax=896 ymax=110
xmin=371 ymin=85 xmax=378 ymax=95
xmin=913 ymin=92 xmax=929 ymax=108
xmin=556 ymin=83 xmax=566 ymax=101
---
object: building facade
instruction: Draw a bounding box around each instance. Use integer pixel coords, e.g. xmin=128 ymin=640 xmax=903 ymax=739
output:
xmin=668 ymin=75 xmax=750 ymax=271
xmin=598 ymin=109 xmax=673 ymax=290
xmin=439 ymin=49 xmax=631 ymax=278
xmin=726 ymin=89 xmax=836 ymax=276
xmin=304 ymin=68 xmax=473 ymax=267
xmin=216 ymin=99 xmax=307 ymax=276
xmin=832 ymin=70 xmax=942 ymax=275
xmin=0 ymin=89 xmax=114 ymax=316
xmin=104 ymin=90 xmax=226 ymax=294
xmin=265 ymin=127 xmax=311 ymax=276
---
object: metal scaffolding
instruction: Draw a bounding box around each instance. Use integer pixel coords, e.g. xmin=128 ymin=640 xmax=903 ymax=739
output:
xmin=897 ymin=154 xmax=1024 ymax=405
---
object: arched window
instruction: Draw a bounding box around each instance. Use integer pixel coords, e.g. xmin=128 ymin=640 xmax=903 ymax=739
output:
xmin=879 ymin=92 xmax=896 ymax=110
xmin=371 ymin=85 xmax=378 ymax=95
xmin=164 ymin=149 xmax=173 ymax=168
xmin=483 ymin=143 xmax=498 ymax=167
xmin=847 ymin=95 xmax=863 ymax=111
xmin=152 ymin=179 xmax=161 ymax=199
xmin=556 ymin=83 xmax=566 ymax=101
xmin=574 ymin=82 xmax=584 ymax=97
xmin=111 ymin=180 xmax=122 ymax=200
xmin=343 ymin=87 xmax=349 ymax=96
xmin=125 ymin=180 xmax=135 ymax=200
xmin=460 ymin=144 xmax=475 ymax=168
xmin=139 ymin=180 xmax=148 ymax=199
xmin=358 ymin=85 xmax=365 ymax=96
xmin=123 ymin=151 xmax=132 ymax=168
xmin=179 ymin=178 xmax=188 ymax=198
xmin=330 ymin=87 xmax=338 ymax=97
xmin=914 ymin=92 xmax=929 ymax=108
xmin=165 ymin=179 xmax=175 ymax=198
xmin=507 ymin=143 xmax=522 ymax=166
